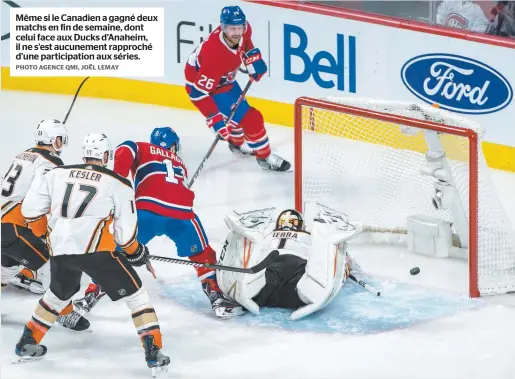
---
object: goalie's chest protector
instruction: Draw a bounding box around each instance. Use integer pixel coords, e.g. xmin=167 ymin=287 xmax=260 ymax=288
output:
xmin=267 ymin=230 xmax=311 ymax=260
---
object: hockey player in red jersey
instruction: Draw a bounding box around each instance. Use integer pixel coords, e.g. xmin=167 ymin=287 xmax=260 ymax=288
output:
xmin=185 ymin=5 xmax=291 ymax=172
xmin=74 ymin=127 xmax=245 ymax=319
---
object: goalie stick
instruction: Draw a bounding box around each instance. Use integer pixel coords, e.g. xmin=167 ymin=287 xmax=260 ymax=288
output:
xmin=148 ymin=249 xmax=279 ymax=274
xmin=187 ymin=79 xmax=253 ymax=189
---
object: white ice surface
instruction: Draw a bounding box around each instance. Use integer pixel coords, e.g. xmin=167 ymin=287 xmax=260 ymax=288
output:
xmin=1 ymin=90 xmax=515 ymax=379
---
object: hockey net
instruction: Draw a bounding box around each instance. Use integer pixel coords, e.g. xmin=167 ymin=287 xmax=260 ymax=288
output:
xmin=294 ymin=96 xmax=515 ymax=297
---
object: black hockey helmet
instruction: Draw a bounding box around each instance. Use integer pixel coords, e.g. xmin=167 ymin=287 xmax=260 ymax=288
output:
xmin=276 ymin=209 xmax=303 ymax=231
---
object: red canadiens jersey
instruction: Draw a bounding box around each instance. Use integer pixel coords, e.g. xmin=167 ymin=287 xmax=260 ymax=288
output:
xmin=114 ymin=141 xmax=194 ymax=220
xmin=185 ymin=23 xmax=255 ymax=117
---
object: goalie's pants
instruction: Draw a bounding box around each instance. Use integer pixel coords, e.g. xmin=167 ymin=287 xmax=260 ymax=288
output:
xmin=253 ymin=254 xmax=308 ymax=309
xmin=49 ymin=251 xmax=142 ymax=302
xmin=1 ymin=223 xmax=49 ymax=270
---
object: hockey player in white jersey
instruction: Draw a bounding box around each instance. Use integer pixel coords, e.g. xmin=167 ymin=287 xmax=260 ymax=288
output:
xmin=217 ymin=204 xmax=361 ymax=320
xmin=15 ymin=133 xmax=170 ymax=377
xmin=1 ymin=119 xmax=65 ymax=294
xmin=1 ymin=119 xmax=88 ymax=331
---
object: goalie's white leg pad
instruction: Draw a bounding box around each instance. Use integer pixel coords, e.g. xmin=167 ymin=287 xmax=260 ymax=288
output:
xmin=290 ymin=230 xmax=350 ymax=321
xmin=217 ymin=231 xmax=267 ymax=315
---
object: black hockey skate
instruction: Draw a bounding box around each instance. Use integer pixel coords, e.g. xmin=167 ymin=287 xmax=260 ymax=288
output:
xmin=228 ymin=141 xmax=255 ymax=156
xmin=202 ymin=281 xmax=245 ymax=319
xmin=143 ymin=335 xmax=170 ymax=379
xmin=57 ymin=310 xmax=90 ymax=331
xmin=257 ymin=153 xmax=291 ymax=172
xmin=14 ymin=326 xmax=47 ymax=363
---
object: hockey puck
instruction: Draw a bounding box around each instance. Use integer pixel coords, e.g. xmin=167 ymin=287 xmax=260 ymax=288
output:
xmin=410 ymin=267 xmax=420 ymax=275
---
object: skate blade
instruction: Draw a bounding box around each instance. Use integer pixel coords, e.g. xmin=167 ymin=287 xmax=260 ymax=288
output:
xmin=214 ymin=309 xmax=246 ymax=319
xmin=151 ymin=365 xmax=169 ymax=378
xmin=259 ymin=166 xmax=293 ymax=173
xmin=10 ymin=283 xmax=45 ymax=295
xmin=12 ymin=355 xmax=44 ymax=364
xmin=57 ymin=323 xmax=93 ymax=333
xmin=29 ymin=286 xmax=45 ymax=295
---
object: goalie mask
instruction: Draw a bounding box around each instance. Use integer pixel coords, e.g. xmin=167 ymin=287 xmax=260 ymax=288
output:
xmin=276 ymin=209 xmax=303 ymax=231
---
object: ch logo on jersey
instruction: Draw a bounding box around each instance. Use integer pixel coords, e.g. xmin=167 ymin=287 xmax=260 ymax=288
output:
xmin=219 ymin=69 xmax=238 ymax=86
xmin=446 ymin=13 xmax=468 ymax=28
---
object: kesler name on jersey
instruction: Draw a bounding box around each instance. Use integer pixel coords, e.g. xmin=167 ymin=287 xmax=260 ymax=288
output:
xmin=68 ymin=169 xmax=102 ymax=182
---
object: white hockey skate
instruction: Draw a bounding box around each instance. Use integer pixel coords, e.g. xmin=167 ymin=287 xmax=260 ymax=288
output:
xmin=256 ymin=153 xmax=291 ymax=172
xmin=9 ymin=270 xmax=45 ymax=295
xmin=228 ymin=141 xmax=255 ymax=156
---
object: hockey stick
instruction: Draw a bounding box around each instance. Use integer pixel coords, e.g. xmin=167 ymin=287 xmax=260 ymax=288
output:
xmin=149 ymin=249 xmax=279 ymax=274
xmin=1 ymin=77 xmax=90 ymax=180
xmin=187 ymin=79 xmax=253 ymax=189
xmin=62 ymin=76 xmax=90 ymax=124
xmin=349 ymin=273 xmax=381 ymax=296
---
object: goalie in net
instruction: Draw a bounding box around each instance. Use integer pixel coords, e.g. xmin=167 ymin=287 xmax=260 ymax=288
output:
xmin=217 ymin=204 xmax=361 ymax=320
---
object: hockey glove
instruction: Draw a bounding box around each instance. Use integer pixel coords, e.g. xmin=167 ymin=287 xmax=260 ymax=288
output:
xmin=207 ymin=112 xmax=230 ymax=140
xmin=244 ymin=48 xmax=267 ymax=82
xmin=124 ymin=242 xmax=149 ymax=267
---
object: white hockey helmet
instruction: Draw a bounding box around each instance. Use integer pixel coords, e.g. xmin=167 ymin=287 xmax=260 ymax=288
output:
xmin=81 ymin=133 xmax=113 ymax=166
xmin=35 ymin=119 xmax=68 ymax=152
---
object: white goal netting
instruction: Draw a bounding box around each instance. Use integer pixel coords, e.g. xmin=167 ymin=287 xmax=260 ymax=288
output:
xmin=297 ymin=96 xmax=515 ymax=296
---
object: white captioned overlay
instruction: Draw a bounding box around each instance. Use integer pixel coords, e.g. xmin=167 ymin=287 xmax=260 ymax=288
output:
xmin=10 ymin=8 xmax=164 ymax=77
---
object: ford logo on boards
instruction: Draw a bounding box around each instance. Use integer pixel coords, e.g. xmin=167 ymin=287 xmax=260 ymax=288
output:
xmin=401 ymin=53 xmax=512 ymax=114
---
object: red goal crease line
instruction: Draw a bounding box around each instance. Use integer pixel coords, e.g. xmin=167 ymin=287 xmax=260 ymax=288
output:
xmin=245 ymin=0 xmax=515 ymax=49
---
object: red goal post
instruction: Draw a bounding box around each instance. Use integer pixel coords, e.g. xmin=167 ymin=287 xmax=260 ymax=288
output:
xmin=294 ymin=96 xmax=515 ymax=298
